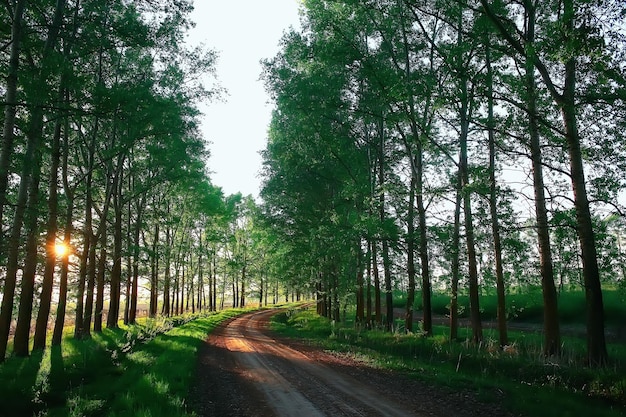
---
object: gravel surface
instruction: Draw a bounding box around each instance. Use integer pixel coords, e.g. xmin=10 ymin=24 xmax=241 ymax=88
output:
xmin=190 ymin=309 xmax=516 ymax=417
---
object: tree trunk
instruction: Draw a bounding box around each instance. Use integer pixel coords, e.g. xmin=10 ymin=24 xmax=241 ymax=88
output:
xmin=75 ymin=131 xmax=94 ymax=339
xmin=378 ymin=117 xmax=394 ymax=331
xmin=213 ymin=251 xmax=218 ymax=311
xmin=52 ymin=124 xmax=74 ymax=345
xmin=52 ymin=200 xmax=73 ymax=345
xmin=416 ymin=145 xmax=431 ymax=336
xmin=0 ymin=0 xmax=27 ymax=252
xmin=333 ymin=266 xmax=340 ymax=322
xmin=124 ymin=196 xmax=132 ymax=325
xmin=163 ymin=215 xmax=171 ymax=316
xmin=372 ymin=241 xmax=382 ymax=326
xmin=356 ymin=241 xmax=365 ymax=325
xmin=150 ymin=220 xmax=159 ymax=317
xmin=259 ymin=273 xmax=264 ymax=307
xmin=0 ymin=0 xmax=66 ymax=360
xmin=524 ymin=2 xmax=560 ymax=356
xmin=13 ymin=144 xmax=43 ymax=356
xmin=450 ymin=172 xmax=462 ymax=340
xmin=1 ymin=111 xmax=42 ymax=357
xmin=400 ymin=11 xmax=432 ymax=336
xmin=485 ymin=37 xmax=508 ymax=348
xmin=83 ymin=222 xmax=98 ymax=337
xmin=107 ymin=178 xmax=123 ymax=328
xmin=366 ymin=240 xmax=372 ymax=328
xmin=94 ymin=235 xmax=106 ymax=333
xmin=459 ymin=74 xmax=482 ymax=344
xmin=560 ymin=0 xmax=607 ymax=366
xmin=240 ymin=265 xmax=246 ymax=308
xmin=33 ymin=116 xmax=63 ymax=351
xmin=129 ymin=199 xmax=144 ymax=324
xmin=180 ymin=257 xmax=185 ymax=314
xmin=208 ymin=248 xmax=214 ymax=311
xmin=405 ymin=163 xmax=417 ymax=333
xmin=231 ymin=274 xmax=236 ymax=308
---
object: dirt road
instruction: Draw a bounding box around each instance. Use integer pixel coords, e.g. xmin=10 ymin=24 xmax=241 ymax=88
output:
xmin=191 ymin=309 xmax=512 ymax=417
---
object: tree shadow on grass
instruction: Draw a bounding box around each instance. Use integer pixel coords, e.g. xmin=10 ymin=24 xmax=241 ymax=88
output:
xmin=0 ymin=348 xmax=45 ymax=416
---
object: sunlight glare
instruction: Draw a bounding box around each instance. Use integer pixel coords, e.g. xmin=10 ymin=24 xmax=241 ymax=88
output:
xmin=54 ymin=242 xmax=69 ymax=257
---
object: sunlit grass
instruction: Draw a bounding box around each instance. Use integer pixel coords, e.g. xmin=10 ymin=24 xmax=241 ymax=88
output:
xmin=0 ymin=308 xmax=253 ymax=417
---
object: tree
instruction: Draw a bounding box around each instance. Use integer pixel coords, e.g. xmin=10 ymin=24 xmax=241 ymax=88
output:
xmin=1 ymin=0 xmax=67 ymax=360
xmin=479 ymin=0 xmax=625 ymax=365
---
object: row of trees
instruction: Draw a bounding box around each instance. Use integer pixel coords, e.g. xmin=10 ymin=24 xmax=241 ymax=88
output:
xmin=0 ymin=0 xmax=291 ymax=362
xmin=0 ymin=0 xmax=212 ymax=360
xmin=260 ymin=0 xmax=626 ymax=366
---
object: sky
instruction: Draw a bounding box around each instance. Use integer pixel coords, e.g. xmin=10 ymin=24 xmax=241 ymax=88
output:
xmin=185 ymin=1 xmax=302 ymax=199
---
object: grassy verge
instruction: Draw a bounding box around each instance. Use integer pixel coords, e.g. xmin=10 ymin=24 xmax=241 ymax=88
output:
xmin=271 ymin=307 xmax=626 ymax=417
xmin=0 ymin=309 xmax=250 ymax=417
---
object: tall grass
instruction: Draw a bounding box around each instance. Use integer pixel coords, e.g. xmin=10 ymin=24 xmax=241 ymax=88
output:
xmin=0 ymin=309 xmax=248 ymax=417
xmin=271 ymin=307 xmax=626 ymax=417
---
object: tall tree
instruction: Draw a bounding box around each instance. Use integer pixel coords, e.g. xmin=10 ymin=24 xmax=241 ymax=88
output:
xmin=479 ymin=0 xmax=618 ymax=365
xmin=0 ymin=0 xmax=67 ymax=360
xmin=0 ymin=0 xmax=27 ymax=251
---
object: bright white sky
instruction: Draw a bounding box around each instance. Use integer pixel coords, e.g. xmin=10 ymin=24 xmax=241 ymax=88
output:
xmin=186 ymin=1 xmax=302 ymax=199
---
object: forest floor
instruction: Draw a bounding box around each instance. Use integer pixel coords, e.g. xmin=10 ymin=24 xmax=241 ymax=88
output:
xmin=190 ymin=309 xmax=516 ymax=417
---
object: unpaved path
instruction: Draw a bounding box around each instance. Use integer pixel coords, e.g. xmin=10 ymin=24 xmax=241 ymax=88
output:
xmin=191 ymin=309 xmax=514 ymax=417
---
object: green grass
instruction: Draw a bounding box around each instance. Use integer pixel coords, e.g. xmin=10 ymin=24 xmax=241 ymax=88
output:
xmin=0 ymin=309 xmax=250 ymax=417
xmin=271 ymin=307 xmax=626 ymax=417
xmin=393 ymin=288 xmax=626 ymax=325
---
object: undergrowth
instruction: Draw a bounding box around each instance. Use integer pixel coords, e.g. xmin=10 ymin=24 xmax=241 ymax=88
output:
xmin=271 ymin=307 xmax=626 ymax=417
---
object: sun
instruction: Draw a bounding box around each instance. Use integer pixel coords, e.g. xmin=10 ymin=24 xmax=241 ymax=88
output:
xmin=54 ymin=242 xmax=69 ymax=257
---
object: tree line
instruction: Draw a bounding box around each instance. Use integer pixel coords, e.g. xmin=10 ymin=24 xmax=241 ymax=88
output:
xmin=0 ymin=0 xmax=289 ymax=363
xmin=260 ymin=0 xmax=626 ymax=367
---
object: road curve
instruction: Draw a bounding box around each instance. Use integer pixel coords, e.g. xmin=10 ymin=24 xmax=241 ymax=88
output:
xmin=191 ymin=309 xmax=510 ymax=417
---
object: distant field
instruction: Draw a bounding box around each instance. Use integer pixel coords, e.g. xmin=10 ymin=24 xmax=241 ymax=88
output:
xmin=392 ymin=288 xmax=626 ymax=325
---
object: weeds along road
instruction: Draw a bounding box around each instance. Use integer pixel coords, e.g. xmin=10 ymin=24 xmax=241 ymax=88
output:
xmin=192 ymin=309 xmax=512 ymax=417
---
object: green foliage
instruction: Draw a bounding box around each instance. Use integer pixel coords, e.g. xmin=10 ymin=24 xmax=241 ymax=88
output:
xmin=0 ymin=309 xmax=248 ymax=417
xmin=272 ymin=308 xmax=626 ymax=417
